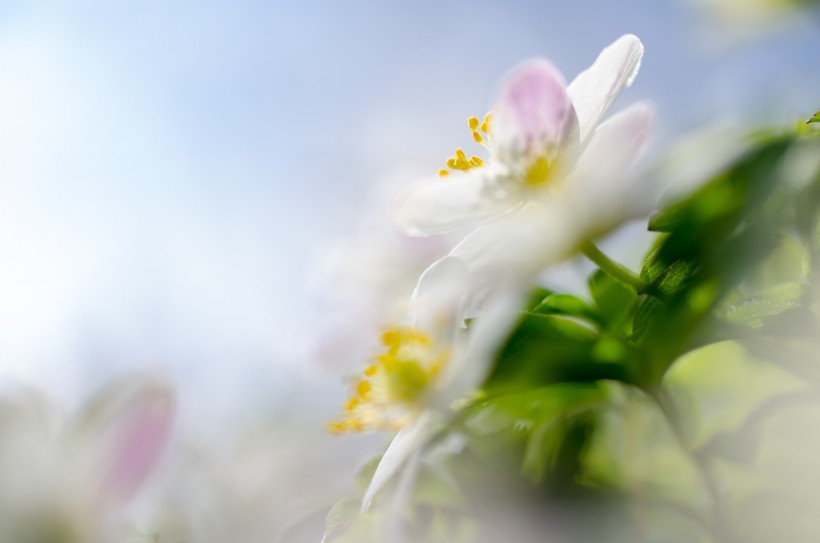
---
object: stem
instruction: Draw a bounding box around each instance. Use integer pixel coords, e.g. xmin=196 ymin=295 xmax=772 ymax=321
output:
xmin=581 ymin=241 xmax=651 ymax=295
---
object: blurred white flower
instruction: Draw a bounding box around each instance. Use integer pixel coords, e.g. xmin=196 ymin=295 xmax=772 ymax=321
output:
xmin=128 ymin=420 xmax=361 ymax=543
xmin=309 ymin=171 xmax=451 ymax=374
xmin=327 ymin=256 xmax=518 ymax=510
xmin=0 ymin=374 xmax=174 ymax=543
xmin=395 ymin=34 xmax=654 ymax=282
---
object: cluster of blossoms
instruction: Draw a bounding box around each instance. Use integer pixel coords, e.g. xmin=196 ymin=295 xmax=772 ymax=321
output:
xmin=328 ymin=34 xmax=655 ymax=508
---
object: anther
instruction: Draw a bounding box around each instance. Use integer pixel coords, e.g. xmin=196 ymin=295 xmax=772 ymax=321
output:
xmin=356 ymin=380 xmax=372 ymax=398
xmin=468 ymin=117 xmax=480 ymax=131
xmin=472 ymin=131 xmax=483 ymax=144
xmin=438 ymin=169 xmax=450 ymax=177
xmin=481 ymin=113 xmax=493 ymax=133
xmin=470 ymin=156 xmax=484 ymax=166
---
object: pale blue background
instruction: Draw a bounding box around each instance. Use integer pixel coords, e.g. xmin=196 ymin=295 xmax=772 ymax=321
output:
xmin=0 ymin=0 xmax=817 ymax=412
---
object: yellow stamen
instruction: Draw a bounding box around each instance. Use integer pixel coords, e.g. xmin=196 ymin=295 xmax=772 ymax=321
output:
xmin=480 ymin=113 xmax=493 ymax=134
xmin=345 ymin=397 xmax=360 ymax=411
xmin=328 ymin=327 xmax=450 ymax=435
xmin=438 ymin=113 xmax=493 ymax=176
xmin=356 ymin=380 xmax=371 ymax=398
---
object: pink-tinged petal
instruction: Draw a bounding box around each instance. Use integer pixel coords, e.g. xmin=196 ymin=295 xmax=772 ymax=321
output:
xmin=362 ymin=412 xmax=434 ymax=511
xmin=393 ymin=169 xmax=512 ymax=236
xmin=494 ymin=59 xmax=579 ymax=159
xmin=72 ymin=375 xmax=175 ymax=506
xmin=567 ymin=34 xmax=644 ymax=146
xmin=103 ymin=384 xmax=174 ymax=501
xmin=568 ymin=102 xmax=655 ymax=236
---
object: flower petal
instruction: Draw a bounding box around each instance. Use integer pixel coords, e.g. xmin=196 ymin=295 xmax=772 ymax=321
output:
xmin=449 ymin=204 xmax=577 ymax=284
xmin=493 ymin=58 xmax=579 ymax=159
xmin=362 ymin=411 xmax=434 ymax=511
xmin=567 ymin=34 xmax=644 ymax=146
xmin=436 ymin=286 xmax=524 ymax=404
xmin=410 ymin=255 xmax=471 ymax=334
xmin=393 ymin=169 xmax=512 ymax=236
xmin=567 ymin=101 xmax=655 ymax=236
xmin=70 ymin=374 xmax=175 ymax=506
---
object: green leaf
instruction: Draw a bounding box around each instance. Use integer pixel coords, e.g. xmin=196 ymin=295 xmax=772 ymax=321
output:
xmin=530 ymin=293 xmax=600 ymax=324
xmin=583 ymin=382 xmax=709 ymax=511
xmin=524 ymin=286 xmax=554 ymax=311
xmin=487 ymin=313 xmax=635 ymax=393
xmin=807 ymin=111 xmax=820 ymax=124
xmin=661 ymin=340 xmax=806 ymax=453
xmin=633 ymin=137 xmax=803 ymax=385
xmin=588 ymin=269 xmax=638 ymax=332
xmin=466 ymin=384 xmax=608 ymax=487
xmin=355 ymin=455 xmax=382 ymax=493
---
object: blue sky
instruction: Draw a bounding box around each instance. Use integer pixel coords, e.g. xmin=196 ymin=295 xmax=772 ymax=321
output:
xmin=0 ymin=0 xmax=817 ymax=408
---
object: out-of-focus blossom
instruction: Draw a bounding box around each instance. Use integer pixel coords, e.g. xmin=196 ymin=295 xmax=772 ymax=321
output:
xmin=395 ymin=34 xmax=653 ymax=282
xmin=327 ymin=256 xmax=518 ymax=509
xmin=128 ymin=420 xmax=363 ymax=543
xmin=0 ymin=375 xmax=174 ymax=543
xmin=309 ymin=172 xmax=451 ymax=375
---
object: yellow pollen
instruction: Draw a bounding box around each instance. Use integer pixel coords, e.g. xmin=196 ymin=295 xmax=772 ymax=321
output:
xmin=327 ymin=421 xmax=347 ymax=434
xmin=438 ymin=113 xmax=493 ymax=177
xmin=345 ymin=397 xmax=360 ymax=411
xmin=480 ymin=113 xmax=493 ymax=134
xmin=356 ymin=380 xmax=372 ymax=398
xmin=328 ymin=327 xmax=450 ymax=435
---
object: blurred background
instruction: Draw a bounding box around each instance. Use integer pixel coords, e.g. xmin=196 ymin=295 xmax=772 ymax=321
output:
xmin=0 ymin=0 xmax=818 ymax=457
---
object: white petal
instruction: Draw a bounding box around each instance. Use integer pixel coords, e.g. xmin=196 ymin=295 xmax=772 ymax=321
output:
xmin=410 ymin=256 xmax=471 ymax=337
xmin=493 ymin=58 xmax=579 ymax=159
xmin=569 ymin=101 xmax=655 ymax=235
xmin=567 ymin=34 xmax=644 ymax=146
xmin=450 ymin=205 xmax=577 ymax=284
xmin=393 ymin=169 xmax=512 ymax=236
xmin=436 ymin=287 xmax=525 ymax=404
xmin=362 ymin=411 xmax=434 ymax=511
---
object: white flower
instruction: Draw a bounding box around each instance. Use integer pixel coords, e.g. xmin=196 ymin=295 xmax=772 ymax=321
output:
xmin=327 ymin=256 xmax=519 ymax=510
xmin=395 ymin=34 xmax=654 ymax=282
xmin=308 ymin=170 xmax=453 ymax=375
xmin=0 ymin=375 xmax=174 ymax=542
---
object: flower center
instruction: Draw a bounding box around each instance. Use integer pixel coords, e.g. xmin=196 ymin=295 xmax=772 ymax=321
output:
xmin=438 ymin=113 xmax=493 ymax=177
xmin=328 ymin=327 xmax=449 ymax=434
xmin=524 ymin=155 xmax=556 ymax=187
